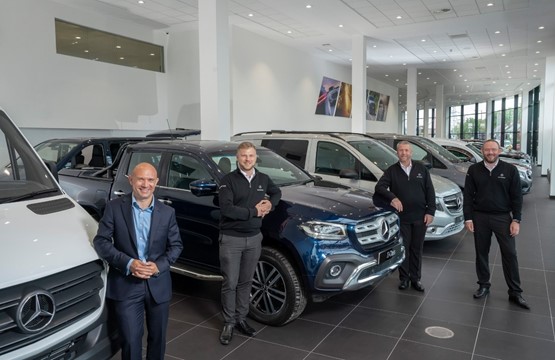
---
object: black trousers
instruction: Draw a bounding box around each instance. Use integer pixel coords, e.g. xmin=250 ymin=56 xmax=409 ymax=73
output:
xmin=399 ymin=221 xmax=426 ymax=282
xmin=473 ymin=212 xmax=522 ymax=295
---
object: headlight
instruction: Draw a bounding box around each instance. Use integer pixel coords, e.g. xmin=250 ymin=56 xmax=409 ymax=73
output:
xmin=435 ymin=197 xmax=443 ymax=211
xmin=299 ymin=221 xmax=347 ymax=240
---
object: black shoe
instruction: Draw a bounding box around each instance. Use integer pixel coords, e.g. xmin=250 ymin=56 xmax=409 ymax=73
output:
xmin=219 ymin=324 xmax=234 ymax=345
xmin=473 ymin=287 xmax=490 ymax=299
xmin=509 ymin=294 xmax=531 ymax=310
xmin=398 ymin=280 xmax=409 ymax=290
xmin=235 ymin=320 xmax=256 ymax=336
xmin=411 ymin=281 xmax=425 ymax=292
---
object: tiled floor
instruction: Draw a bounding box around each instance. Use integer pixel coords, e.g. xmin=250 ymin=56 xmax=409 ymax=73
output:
xmin=115 ymin=169 xmax=555 ymax=359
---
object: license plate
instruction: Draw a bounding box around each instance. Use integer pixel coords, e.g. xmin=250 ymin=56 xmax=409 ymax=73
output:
xmin=379 ymin=246 xmax=397 ymax=264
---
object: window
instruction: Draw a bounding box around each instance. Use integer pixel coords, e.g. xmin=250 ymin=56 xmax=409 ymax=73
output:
xmin=55 ymin=19 xmax=164 ymax=72
xmin=315 ymin=142 xmax=355 ymax=175
xmin=167 ymin=154 xmax=211 ymax=190
xmin=127 ymin=152 xmax=162 ymax=175
xmin=261 ymin=139 xmax=309 ymax=168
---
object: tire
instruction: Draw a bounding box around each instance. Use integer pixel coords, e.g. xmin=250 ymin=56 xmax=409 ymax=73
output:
xmin=249 ymin=247 xmax=307 ymax=326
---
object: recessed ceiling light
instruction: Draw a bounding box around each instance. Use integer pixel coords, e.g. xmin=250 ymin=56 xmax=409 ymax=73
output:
xmin=534 ymin=63 xmax=539 ymax=66
xmin=459 ymin=74 xmax=463 ymax=77
xmin=287 ymin=30 xmax=292 ymax=34
xmin=306 ymin=4 xmax=312 ymax=9
xmin=442 ymin=59 xmax=446 ymax=61
xmin=396 ymin=15 xmax=402 ymax=19
xmin=507 ymin=71 xmax=510 ymax=74
xmin=328 ymin=49 xmax=333 ymax=52
xmin=501 ymin=53 xmax=506 ymax=56
xmin=116 ymin=45 xmax=121 ymax=49
xmin=338 ymin=24 xmax=343 ymax=28
xmin=505 ymin=64 xmax=509 ymax=67
xmin=248 ymin=13 xmax=254 ymax=17
xmin=536 ymin=51 xmax=540 ymax=54
xmin=534 ymin=69 xmax=537 ymax=72
xmin=403 ymin=63 xmax=407 ymax=66
xmin=119 ymin=57 xmax=125 ymax=60
xmin=426 ymin=77 xmax=430 ymax=80
xmin=138 ymin=0 xmax=144 ymax=4
xmin=453 ymin=69 xmax=457 ymax=72
xmin=385 ymin=74 xmax=389 ymax=77
xmin=150 ymin=53 xmax=155 ymax=56
xmin=434 ymin=81 xmax=437 ymax=84
xmin=75 ymin=36 xmax=81 ymax=39
xmin=372 ymin=45 xmax=377 ymax=48
xmin=494 ymin=30 xmax=500 ymax=34
xmin=84 ymin=50 xmax=89 ymax=53
xmin=538 ymin=26 xmax=544 ymax=30
xmin=508 ymin=76 xmax=512 ymax=79
xmin=487 ymin=3 xmax=494 ymax=6
xmin=498 ymin=43 xmax=504 ymax=47
xmin=421 ymin=39 xmax=426 ymax=42
xmin=418 ymin=72 xmax=422 ymax=75
xmin=395 ymin=79 xmax=399 ymax=82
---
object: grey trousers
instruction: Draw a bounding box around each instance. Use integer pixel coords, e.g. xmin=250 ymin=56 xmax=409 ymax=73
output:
xmin=219 ymin=233 xmax=262 ymax=325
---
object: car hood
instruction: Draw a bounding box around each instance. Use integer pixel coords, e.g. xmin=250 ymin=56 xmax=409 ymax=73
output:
xmin=429 ymin=174 xmax=461 ymax=197
xmin=0 ymin=196 xmax=100 ymax=288
xmin=280 ymin=182 xmax=386 ymax=223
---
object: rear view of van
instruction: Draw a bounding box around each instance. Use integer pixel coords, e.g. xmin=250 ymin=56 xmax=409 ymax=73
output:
xmin=0 ymin=108 xmax=115 ymax=359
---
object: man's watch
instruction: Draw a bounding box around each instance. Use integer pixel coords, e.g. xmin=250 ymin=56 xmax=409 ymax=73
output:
xmin=512 ymin=219 xmax=520 ymax=223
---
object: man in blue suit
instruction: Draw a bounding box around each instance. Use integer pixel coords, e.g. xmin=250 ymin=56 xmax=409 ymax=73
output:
xmin=94 ymin=162 xmax=183 ymax=360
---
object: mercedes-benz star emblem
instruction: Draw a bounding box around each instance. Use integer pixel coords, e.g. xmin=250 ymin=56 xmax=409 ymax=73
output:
xmin=380 ymin=218 xmax=390 ymax=240
xmin=16 ymin=290 xmax=56 ymax=334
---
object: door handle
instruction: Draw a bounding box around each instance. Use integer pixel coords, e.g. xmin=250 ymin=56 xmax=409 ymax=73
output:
xmin=158 ymin=198 xmax=172 ymax=205
xmin=113 ymin=190 xmax=125 ymax=196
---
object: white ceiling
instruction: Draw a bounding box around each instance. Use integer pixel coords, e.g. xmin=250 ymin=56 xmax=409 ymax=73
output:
xmin=84 ymin=0 xmax=555 ymax=108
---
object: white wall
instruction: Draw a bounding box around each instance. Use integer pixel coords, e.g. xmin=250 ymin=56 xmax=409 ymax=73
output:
xmin=0 ymin=0 xmax=169 ymax=144
xmin=0 ymin=0 xmax=401 ymax=145
xmin=230 ymin=27 xmax=399 ymax=135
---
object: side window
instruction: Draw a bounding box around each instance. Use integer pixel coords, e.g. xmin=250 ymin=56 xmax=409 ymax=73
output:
xmin=315 ymin=141 xmax=355 ymax=175
xmin=446 ymin=147 xmax=472 ymax=161
xmin=167 ymin=154 xmax=211 ymax=190
xmin=261 ymin=139 xmax=308 ymax=168
xmin=406 ymin=142 xmax=428 ymax=162
xmin=127 ymin=152 xmax=162 ymax=175
xmin=360 ymin=164 xmax=378 ymax=182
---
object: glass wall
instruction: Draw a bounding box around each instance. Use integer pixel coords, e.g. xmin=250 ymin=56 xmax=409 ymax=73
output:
xmin=491 ymin=95 xmax=521 ymax=149
xmin=449 ymin=102 xmax=487 ymax=140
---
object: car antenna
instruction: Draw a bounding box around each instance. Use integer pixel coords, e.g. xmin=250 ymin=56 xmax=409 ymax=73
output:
xmin=165 ymin=119 xmax=174 ymax=139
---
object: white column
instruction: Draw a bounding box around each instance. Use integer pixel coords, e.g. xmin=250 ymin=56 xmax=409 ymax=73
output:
xmin=520 ymin=92 xmax=528 ymax=153
xmin=198 ymin=0 xmax=230 ymax=140
xmin=435 ymin=85 xmax=445 ymax=138
xmin=351 ymin=34 xmax=367 ymax=134
xmin=542 ymin=56 xmax=555 ymax=179
xmin=486 ymin=101 xmax=492 ymax=139
xmin=406 ymin=67 xmax=417 ymax=135
xmin=423 ymin=101 xmax=429 ymax=137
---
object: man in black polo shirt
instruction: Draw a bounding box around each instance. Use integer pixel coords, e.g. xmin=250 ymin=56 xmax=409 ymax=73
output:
xmin=463 ymin=139 xmax=529 ymax=309
xmin=375 ymin=140 xmax=435 ymax=292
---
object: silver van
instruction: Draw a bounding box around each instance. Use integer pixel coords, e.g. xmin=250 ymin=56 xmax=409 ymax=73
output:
xmin=233 ymin=131 xmax=464 ymax=241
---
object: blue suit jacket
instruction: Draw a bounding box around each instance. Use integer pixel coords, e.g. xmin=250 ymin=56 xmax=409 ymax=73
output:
xmin=93 ymin=194 xmax=183 ymax=303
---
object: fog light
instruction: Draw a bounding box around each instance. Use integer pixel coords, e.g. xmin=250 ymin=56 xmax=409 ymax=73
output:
xmin=329 ymin=264 xmax=343 ymax=277
xmin=426 ymin=227 xmax=437 ymax=234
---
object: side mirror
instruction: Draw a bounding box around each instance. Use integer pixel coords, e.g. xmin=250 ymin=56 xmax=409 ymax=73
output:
xmin=190 ymin=179 xmax=218 ymax=196
xmin=339 ymin=168 xmax=358 ymax=179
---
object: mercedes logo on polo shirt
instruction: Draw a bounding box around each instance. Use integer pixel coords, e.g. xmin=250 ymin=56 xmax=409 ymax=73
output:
xmin=16 ymin=290 xmax=56 ymax=334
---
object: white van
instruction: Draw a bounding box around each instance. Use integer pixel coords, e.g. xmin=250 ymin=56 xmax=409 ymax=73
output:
xmin=0 ymin=108 xmax=115 ymax=359
xmin=233 ymin=131 xmax=464 ymax=241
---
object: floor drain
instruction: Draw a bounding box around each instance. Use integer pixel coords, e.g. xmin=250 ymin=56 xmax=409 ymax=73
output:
xmin=425 ymin=326 xmax=454 ymax=339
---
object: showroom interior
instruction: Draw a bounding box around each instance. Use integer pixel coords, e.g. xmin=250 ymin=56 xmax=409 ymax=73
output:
xmin=1 ymin=0 xmax=555 ymax=359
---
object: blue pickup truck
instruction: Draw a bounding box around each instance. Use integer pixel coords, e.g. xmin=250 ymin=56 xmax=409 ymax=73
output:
xmin=58 ymin=139 xmax=404 ymax=326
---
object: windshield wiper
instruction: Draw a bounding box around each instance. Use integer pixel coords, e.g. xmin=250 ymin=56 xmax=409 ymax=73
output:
xmin=1 ymin=188 xmax=61 ymax=204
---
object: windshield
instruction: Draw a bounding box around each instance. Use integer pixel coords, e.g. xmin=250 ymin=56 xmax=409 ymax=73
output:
xmin=209 ymin=148 xmax=312 ymax=186
xmin=0 ymin=110 xmax=60 ymax=203
xmin=348 ymin=139 xmax=398 ymax=171
xmin=466 ymin=143 xmax=482 ymax=155
xmin=417 ymin=137 xmax=466 ymax=163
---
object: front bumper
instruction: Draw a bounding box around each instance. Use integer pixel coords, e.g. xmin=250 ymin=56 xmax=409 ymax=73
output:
xmin=425 ymin=212 xmax=465 ymax=241
xmin=313 ymin=239 xmax=405 ymax=292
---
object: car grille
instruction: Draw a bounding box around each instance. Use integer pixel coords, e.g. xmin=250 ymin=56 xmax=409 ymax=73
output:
xmin=0 ymin=261 xmax=104 ymax=356
xmin=443 ymin=192 xmax=463 ymax=214
xmin=354 ymin=213 xmax=400 ymax=250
